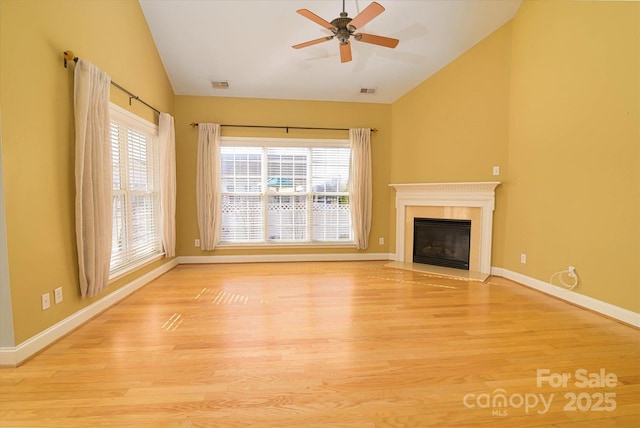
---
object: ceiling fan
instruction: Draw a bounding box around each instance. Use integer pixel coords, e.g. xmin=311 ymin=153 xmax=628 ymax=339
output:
xmin=292 ymin=0 xmax=399 ymax=63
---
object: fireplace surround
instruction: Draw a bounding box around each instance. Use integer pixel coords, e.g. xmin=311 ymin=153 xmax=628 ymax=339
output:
xmin=389 ymin=182 xmax=500 ymax=276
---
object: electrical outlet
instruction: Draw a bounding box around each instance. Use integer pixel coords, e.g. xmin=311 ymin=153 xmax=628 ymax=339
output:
xmin=568 ymin=266 xmax=576 ymax=278
xmin=379 ymin=237 xmax=384 ymax=245
xmin=54 ymin=287 xmax=63 ymax=304
xmin=195 ymin=238 xmax=201 ymax=247
xmin=492 ymin=166 xmax=500 ymax=176
xmin=520 ymin=253 xmax=527 ymax=264
xmin=41 ymin=293 xmax=51 ymax=310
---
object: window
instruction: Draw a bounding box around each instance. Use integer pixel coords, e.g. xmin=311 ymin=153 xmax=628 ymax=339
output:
xmin=220 ymin=138 xmax=352 ymax=245
xmin=109 ymin=104 xmax=162 ymax=276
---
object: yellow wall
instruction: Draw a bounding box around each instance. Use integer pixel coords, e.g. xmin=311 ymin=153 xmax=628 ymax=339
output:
xmin=0 ymin=0 xmax=175 ymax=344
xmin=389 ymin=0 xmax=639 ymax=313
xmin=174 ymin=96 xmax=392 ymax=257
xmin=389 ymin=22 xmax=512 ymax=263
xmin=505 ymin=0 xmax=639 ymax=312
xmin=1 ymin=0 xmax=637 ymax=348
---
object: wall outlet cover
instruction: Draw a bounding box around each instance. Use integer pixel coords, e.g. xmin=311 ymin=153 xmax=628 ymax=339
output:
xmin=41 ymin=293 xmax=51 ymax=310
xmin=54 ymin=287 xmax=63 ymax=304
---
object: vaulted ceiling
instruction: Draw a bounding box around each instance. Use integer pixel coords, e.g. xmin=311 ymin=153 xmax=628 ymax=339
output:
xmin=139 ymin=0 xmax=522 ymax=104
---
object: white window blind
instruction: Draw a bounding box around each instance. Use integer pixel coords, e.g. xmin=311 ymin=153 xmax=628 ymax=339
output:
xmin=220 ymin=139 xmax=352 ymax=245
xmin=220 ymin=146 xmax=263 ymax=242
xmin=310 ymin=146 xmax=351 ymax=241
xmin=109 ymin=104 xmax=162 ymax=276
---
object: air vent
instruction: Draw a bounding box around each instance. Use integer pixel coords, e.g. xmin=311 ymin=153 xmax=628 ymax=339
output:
xmin=211 ymin=80 xmax=230 ymax=89
xmin=360 ymin=88 xmax=376 ymax=94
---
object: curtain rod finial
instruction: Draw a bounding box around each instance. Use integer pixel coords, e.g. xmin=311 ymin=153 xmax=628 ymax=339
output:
xmin=63 ymin=50 xmax=77 ymax=68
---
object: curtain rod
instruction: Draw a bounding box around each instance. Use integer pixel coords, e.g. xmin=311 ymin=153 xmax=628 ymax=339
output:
xmin=63 ymin=51 xmax=161 ymax=115
xmin=189 ymin=122 xmax=377 ymax=133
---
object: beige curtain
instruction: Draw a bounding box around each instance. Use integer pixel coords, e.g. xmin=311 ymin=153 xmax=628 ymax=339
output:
xmin=74 ymin=60 xmax=112 ymax=298
xmin=349 ymin=128 xmax=372 ymax=250
xmin=196 ymin=123 xmax=221 ymax=250
xmin=159 ymin=113 xmax=176 ymax=257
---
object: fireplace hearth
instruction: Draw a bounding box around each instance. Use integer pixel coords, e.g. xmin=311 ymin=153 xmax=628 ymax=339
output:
xmin=413 ymin=218 xmax=471 ymax=270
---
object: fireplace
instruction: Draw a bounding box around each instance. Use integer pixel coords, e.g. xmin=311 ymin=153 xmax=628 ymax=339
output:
xmin=413 ymin=218 xmax=471 ymax=270
xmin=389 ymin=182 xmax=500 ymax=276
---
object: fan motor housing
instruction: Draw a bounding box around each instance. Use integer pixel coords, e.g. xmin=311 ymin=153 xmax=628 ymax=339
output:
xmin=330 ymin=15 xmax=354 ymax=44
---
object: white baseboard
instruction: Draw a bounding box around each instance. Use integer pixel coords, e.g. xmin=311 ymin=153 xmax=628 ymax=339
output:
xmin=492 ymin=267 xmax=640 ymax=328
xmin=2 ymin=254 xmax=390 ymax=366
xmin=178 ymin=252 xmax=393 ymax=264
xmin=3 ymin=258 xmax=636 ymax=366
xmin=178 ymin=258 xmax=638 ymax=326
xmin=0 ymin=259 xmax=178 ymax=367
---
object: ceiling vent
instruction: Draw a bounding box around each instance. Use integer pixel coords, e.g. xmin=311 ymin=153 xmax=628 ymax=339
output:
xmin=211 ymin=80 xmax=230 ymax=89
xmin=360 ymin=88 xmax=376 ymax=94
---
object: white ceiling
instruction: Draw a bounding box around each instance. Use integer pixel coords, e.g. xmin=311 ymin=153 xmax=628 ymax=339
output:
xmin=139 ymin=0 xmax=521 ymax=104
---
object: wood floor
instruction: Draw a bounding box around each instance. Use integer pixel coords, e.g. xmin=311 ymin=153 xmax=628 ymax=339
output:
xmin=1 ymin=261 xmax=639 ymax=427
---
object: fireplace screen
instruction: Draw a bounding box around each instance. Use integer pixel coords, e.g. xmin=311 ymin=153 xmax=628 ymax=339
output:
xmin=413 ymin=218 xmax=471 ymax=270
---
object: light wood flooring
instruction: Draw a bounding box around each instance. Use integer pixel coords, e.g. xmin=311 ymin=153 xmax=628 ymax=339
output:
xmin=1 ymin=261 xmax=639 ymax=427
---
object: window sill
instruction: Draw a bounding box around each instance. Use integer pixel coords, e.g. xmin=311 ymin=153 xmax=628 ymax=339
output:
xmin=109 ymin=252 xmax=165 ymax=283
xmin=215 ymin=242 xmax=357 ymax=250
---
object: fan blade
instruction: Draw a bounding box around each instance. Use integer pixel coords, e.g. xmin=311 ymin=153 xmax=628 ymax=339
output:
xmin=355 ymin=33 xmax=399 ymax=48
xmin=348 ymin=2 xmax=385 ymax=30
xmin=296 ymin=9 xmax=337 ymax=30
xmin=340 ymin=42 xmax=352 ymax=63
xmin=292 ymin=36 xmax=334 ymax=49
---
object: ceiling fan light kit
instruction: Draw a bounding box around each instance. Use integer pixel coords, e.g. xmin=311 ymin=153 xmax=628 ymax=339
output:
xmin=293 ymin=1 xmax=399 ymax=63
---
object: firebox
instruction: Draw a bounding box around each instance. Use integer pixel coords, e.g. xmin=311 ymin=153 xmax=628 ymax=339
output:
xmin=413 ymin=218 xmax=471 ymax=270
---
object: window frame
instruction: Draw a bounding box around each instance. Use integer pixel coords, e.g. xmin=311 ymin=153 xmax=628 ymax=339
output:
xmin=109 ymin=103 xmax=164 ymax=279
xmin=219 ymin=137 xmax=355 ymax=248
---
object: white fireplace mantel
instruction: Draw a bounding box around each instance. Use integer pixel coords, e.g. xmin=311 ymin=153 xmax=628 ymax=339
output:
xmin=389 ymin=182 xmax=500 ymax=274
